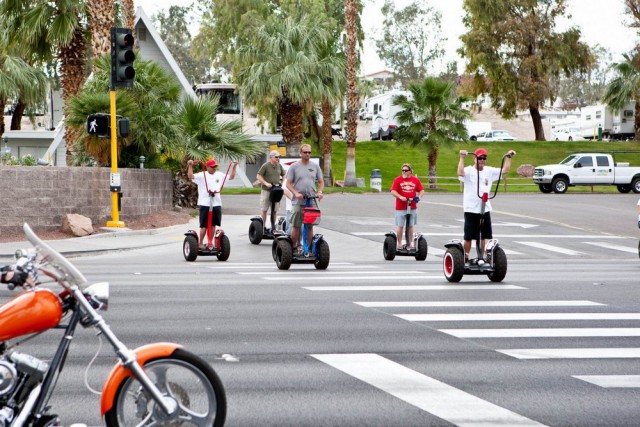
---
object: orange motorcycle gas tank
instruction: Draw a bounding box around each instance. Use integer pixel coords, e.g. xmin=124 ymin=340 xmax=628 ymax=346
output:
xmin=0 ymin=289 xmax=63 ymax=341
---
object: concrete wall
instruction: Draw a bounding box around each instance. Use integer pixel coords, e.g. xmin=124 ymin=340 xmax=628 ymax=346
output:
xmin=0 ymin=166 xmax=173 ymax=233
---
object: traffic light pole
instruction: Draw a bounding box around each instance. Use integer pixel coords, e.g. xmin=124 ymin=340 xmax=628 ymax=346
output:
xmin=106 ymin=89 xmax=125 ymax=228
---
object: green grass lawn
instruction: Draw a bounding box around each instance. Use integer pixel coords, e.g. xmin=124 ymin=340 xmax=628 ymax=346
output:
xmin=226 ymin=139 xmax=640 ymax=194
xmin=326 ymin=140 xmax=640 ymax=193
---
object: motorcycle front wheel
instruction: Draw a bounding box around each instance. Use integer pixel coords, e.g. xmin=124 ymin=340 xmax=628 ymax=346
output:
xmin=105 ymin=348 xmax=226 ymax=427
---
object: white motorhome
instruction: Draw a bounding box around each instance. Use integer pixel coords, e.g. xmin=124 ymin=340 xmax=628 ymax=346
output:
xmin=367 ymin=90 xmax=412 ymax=140
xmin=579 ymin=102 xmax=635 ymax=140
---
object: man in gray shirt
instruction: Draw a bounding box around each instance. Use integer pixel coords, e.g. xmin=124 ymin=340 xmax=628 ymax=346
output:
xmin=286 ymin=144 xmax=324 ymax=251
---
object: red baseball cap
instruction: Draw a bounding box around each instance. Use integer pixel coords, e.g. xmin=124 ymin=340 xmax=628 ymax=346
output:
xmin=206 ymin=159 xmax=217 ymax=168
xmin=474 ymin=148 xmax=487 ymax=157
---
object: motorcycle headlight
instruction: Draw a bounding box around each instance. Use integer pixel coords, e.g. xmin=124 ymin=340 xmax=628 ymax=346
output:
xmin=84 ymin=282 xmax=109 ymax=311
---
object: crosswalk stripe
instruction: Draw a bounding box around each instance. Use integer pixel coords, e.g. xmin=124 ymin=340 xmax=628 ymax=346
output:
xmin=304 ymin=285 xmax=526 ymax=291
xmin=498 ymin=348 xmax=640 ymax=359
xmin=573 ymin=375 xmax=640 ymax=388
xmin=311 ymin=353 xmax=545 ymax=426
xmin=350 ymin=232 xmax=625 ymax=239
xmin=355 ymin=300 xmax=604 ymax=308
xmin=398 ymin=313 xmax=640 ymax=322
xmin=439 ymin=328 xmax=640 ymax=338
xmin=584 ymin=242 xmax=638 ymax=254
xmin=238 ymin=270 xmax=423 ymax=275
xmin=267 ymin=275 xmax=444 ymax=281
xmin=514 ymin=241 xmax=583 ymax=255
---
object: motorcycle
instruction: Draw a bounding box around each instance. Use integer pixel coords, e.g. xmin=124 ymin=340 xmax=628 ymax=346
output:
xmin=0 ymin=223 xmax=226 ymax=426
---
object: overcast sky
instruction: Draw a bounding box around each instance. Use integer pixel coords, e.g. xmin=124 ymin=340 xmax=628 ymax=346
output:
xmin=135 ymin=0 xmax=638 ymax=75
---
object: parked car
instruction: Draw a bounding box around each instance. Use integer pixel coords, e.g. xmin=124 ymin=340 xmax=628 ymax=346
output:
xmin=476 ymin=130 xmax=516 ymax=141
xmin=553 ymin=128 xmax=585 ymax=141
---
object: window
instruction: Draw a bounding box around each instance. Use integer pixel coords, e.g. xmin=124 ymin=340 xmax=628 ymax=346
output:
xmin=596 ymin=156 xmax=610 ymax=167
xmin=578 ymin=156 xmax=593 ymax=167
xmin=586 ymin=115 xmax=591 ymax=121
xmin=624 ymin=110 xmax=633 ymax=118
xmin=596 ymin=111 xmax=602 ymax=119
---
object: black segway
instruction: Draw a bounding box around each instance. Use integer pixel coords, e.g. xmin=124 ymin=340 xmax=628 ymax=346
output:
xmin=272 ymin=196 xmax=330 ymax=270
xmin=249 ymin=185 xmax=285 ymax=244
xmin=383 ymin=196 xmax=428 ymax=261
xmin=183 ymin=161 xmax=233 ymax=262
xmin=443 ymin=152 xmax=512 ymax=282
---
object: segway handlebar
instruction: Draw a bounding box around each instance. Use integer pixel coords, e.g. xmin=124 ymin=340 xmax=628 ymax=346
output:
xmin=468 ymin=151 xmax=514 ymax=201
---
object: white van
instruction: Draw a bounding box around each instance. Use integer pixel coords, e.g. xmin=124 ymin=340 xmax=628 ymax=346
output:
xmin=367 ymin=90 xmax=412 ymax=140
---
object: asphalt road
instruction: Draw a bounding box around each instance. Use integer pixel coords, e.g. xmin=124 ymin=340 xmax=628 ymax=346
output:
xmin=5 ymin=192 xmax=640 ymax=426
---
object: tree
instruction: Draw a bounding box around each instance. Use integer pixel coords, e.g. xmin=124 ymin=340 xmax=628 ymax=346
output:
xmin=604 ymin=54 xmax=640 ymax=141
xmin=154 ymin=6 xmax=209 ymax=84
xmin=460 ymin=0 xmax=591 ymax=141
xmin=343 ymin=0 xmax=359 ymax=187
xmin=236 ymin=17 xmax=342 ymax=155
xmin=374 ymin=0 xmax=445 ymax=85
xmin=394 ymin=78 xmax=470 ymax=188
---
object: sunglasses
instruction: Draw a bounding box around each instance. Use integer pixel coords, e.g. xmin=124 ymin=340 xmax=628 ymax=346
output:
xmin=402 ymin=169 xmax=410 ymax=172
xmin=477 ymin=156 xmax=487 ymax=160
xmin=301 ymin=151 xmax=311 ymax=154
xmin=272 ymin=156 xmax=280 ymax=158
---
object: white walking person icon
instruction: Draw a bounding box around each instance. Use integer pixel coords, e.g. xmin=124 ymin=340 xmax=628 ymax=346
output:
xmin=89 ymin=119 xmax=97 ymax=133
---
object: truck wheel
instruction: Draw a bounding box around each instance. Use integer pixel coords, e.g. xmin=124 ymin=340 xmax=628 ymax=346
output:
xmin=248 ymin=219 xmax=263 ymax=244
xmin=383 ymin=235 xmax=397 ymax=260
xmin=443 ymin=247 xmax=464 ymax=283
xmin=538 ymin=184 xmax=552 ymax=193
xmin=552 ymin=177 xmax=568 ymax=193
xmin=488 ymin=246 xmax=507 ymax=282
xmin=632 ymin=177 xmax=640 ymax=194
xmin=470 ymin=135 xmax=477 ymax=141
xmin=617 ymin=185 xmax=632 ymax=193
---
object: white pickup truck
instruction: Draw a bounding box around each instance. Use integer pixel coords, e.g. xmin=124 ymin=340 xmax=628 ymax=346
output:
xmin=533 ymin=153 xmax=640 ymax=193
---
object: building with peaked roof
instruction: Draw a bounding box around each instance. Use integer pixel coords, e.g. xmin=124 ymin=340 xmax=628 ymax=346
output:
xmin=134 ymin=7 xmax=196 ymax=99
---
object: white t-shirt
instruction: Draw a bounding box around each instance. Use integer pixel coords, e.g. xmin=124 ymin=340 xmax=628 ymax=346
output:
xmin=192 ymin=171 xmax=225 ymax=207
xmin=459 ymin=165 xmax=503 ymax=213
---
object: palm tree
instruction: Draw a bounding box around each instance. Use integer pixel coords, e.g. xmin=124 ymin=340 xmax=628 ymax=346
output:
xmin=343 ymin=0 xmax=359 ymax=187
xmin=394 ymin=77 xmax=470 ymax=188
xmin=604 ymin=53 xmax=640 ymax=141
xmin=236 ymin=17 xmax=341 ymax=156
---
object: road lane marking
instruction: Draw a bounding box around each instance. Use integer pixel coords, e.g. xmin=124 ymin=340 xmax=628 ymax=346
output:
xmin=238 ymin=270 xmax=424 ymax=275
xmin=311 ymin=353 xmax=545 ymax=426
xmin=573 ymin=375 xmax=640 ymax=388
xmin=266 ymin=275 xmax=444 ymax=281
xmin=350 ymin=232 xmax=625 ymax=238
xmin=355 ymin=300 xmax=604 ymax=308
xmin=397 ymin=313 xmax=640 ymax=322
xmin=304 ymin=285 xmax=526 ymax=291
xmin=584 ymin=242 xmax=638 ymax=253
xmin=514 ymin=242 xmax=583 ymax=255
xmin=498 ymin=348 xmax=640 ymax=359
xmin=439 ymin=328 xmax=640 ymax=338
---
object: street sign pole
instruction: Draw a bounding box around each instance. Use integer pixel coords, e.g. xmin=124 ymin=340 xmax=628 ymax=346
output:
xmin=106 ymin=89 xmax=124 ymax=227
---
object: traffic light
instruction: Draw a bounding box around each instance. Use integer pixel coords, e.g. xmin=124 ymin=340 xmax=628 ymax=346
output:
xmin=110 ymin=27 xmax=135 ymax=88
xmin=86 ymin=114 xmax=110 ymax=137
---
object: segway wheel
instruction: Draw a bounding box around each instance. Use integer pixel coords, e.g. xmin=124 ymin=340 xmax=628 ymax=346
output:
xmin=383 ymin=235 xmax=397 ymax=261
xmin=248 ymin=219 xmax=263 ymax=245
xmin=183 ymin=235 xmax=198 ymax=262
xmin=488 ymin=246 xmax=507 ymax=282
xmin=443 ymin=247 xmax=464 ymax=283
xmin=275 ymin=239 xmax=292 ymax=270
xmin=415 ymin=236 xmax=428 ymax=261
xmin=314 ymin=239 xmax=330 ymax=270
xmin=216 ymin=234 xmax=231 ymax=261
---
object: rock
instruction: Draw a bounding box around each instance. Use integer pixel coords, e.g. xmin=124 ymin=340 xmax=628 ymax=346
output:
xmin=516 ymin=164 xmax=535 ymax=177
xmin=61 ymin=214 xmax=94 ymax=237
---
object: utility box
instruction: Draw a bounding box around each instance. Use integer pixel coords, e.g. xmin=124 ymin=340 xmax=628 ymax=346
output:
xmin=370 ymin=169 xmax=382 ymax=192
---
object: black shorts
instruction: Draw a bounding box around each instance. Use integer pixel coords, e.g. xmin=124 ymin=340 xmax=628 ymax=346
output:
xmin=199 ymin=205 xmax=221 ymax=228
xmin=464 ymin=212 xmax=492 ymax=241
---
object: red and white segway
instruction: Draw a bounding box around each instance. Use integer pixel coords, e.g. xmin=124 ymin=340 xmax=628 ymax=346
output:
xmin=183 ymin=160 xmax=235 ymax=262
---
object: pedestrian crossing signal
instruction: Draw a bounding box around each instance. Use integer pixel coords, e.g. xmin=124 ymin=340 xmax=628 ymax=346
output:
xmin=87 ymin=114 xmax=110 ymax=138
